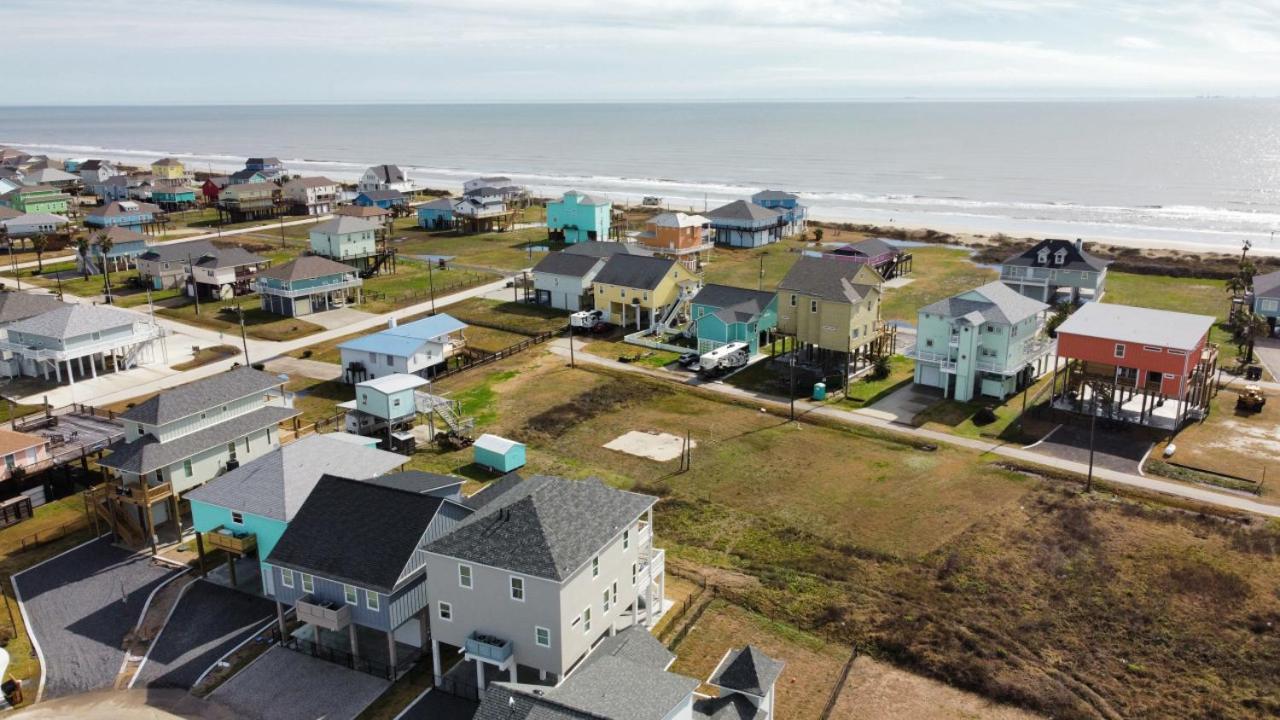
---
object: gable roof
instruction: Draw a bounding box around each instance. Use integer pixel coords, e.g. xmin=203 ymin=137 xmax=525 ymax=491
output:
xmin=338 ymin=313 xmax=466 ymax=355
xmin=709 ymin=645 xmax=785 ymax=697
xmin=751 ymin=189 xmax=798 ymax=201
xmin=1254 ymin=270 xmax=1280 ymax=299
xmin=6 ymin=304 xmax=145 ymax=340
xmin=228 ymin=169 xmax=265 ymax=182
xmin=1056 ymin=302 xmax=1215 ymax=351
xmin=100 ymin=405 xmax=298 ymax=476
xmin=139 ymin=239 xmax=264 ymax=268
xmin=777 ymin=255 xmax=880 ymax=303
xmin=650 ymin=212 xmax=708 ymax=229
xmin=585 ymin=625 xmax=675 ymax=671
xmin=532 ymin=251 xmax=603 ymax=279
xmin=836 ymin=237 xmax=898 ymax=258
xmin=0 ymin=292 xmax=66 ymax=325
xmin=0 ymin=428 xmax=46 ymax=456
xmin=120 ymin=367 xmax=284 ymax=425
xmin=93 ymin=226 xmax=150 ymax=247
xmin=362 ymin=471 xmax=465 ymax=496
xmin=357 ymin=189 xmax=405 ymax=202
xmin=87 ymin=200 xmax=161 ymax=218
xmin=283 ymin=176 xmax=336 ymax=190
xmin=483 ymin=656 xmax=697 ymax=720
xmin=920 ymin=281 xmax=1048 ymax=325
xmin=185 ymin=434 xmax=406 ymax=521
xmin=562 ymin=241 xmax=651 ymax=258
xmin=311 ymin=215 xmax=382 ymax=235
xmin=257 ymin=255 xmax=357 ymax=283
xmin=0 ymin=207 xmax=21 ymax=221
xmin=266 ymin=475 xmax=453 ymax=592
xmin=425 ymin=475 xmax=656 ymax=581
xmin=359 ymin=373 xmax=429 ymax=395
xmin=335 ymin=204 xmax=390 ymax=219
xmin=364 ymin=164 xmax=405 ymax=183
xmin=692 ymin=284 xmax=775 ymax=314
xmin=593 ymin=255 xmax=679 ymax=291
xmin=1003 ymin=238 xmax=1110 ymax=272
xmin=706 ymin=199 xmax=780 ymax=223
xmin=559 ymin=190 xmax=608 ymax=206
xmin=418 ymin=198 xmax=455 ymax=211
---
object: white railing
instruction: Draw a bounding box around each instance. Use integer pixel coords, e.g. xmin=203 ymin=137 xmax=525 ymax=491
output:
xmin=0 ymin=323 xmax=163 ymax=362
xmin=258 ymin=277 xmax=362 ymax=298
xmin=637 ymin=520 xmax=652 ymax=548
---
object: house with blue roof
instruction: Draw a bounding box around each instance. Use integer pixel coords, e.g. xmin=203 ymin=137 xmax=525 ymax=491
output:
xmin=355 ymin=190 xmax=408 ymax=210
xmin=338 ymin=314 xmax=468 ymax=383
xmin=751 ymin=189 xmax=808 ymax=236
xmin=416 ymin=198 xmax=455 ymax=230
xmin=84 ymin=200 xmax=162 ymax=233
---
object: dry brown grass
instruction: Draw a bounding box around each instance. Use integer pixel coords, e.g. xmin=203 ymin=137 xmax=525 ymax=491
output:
xmin=834 ymin=656 xmax=1043 ymax=720
xmin=1154 ymin=388 xmax=1280 ymax=493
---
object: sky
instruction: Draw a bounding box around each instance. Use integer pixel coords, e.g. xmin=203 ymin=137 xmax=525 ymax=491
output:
xmin=5 ymin=0 xmax=1280 ymax=104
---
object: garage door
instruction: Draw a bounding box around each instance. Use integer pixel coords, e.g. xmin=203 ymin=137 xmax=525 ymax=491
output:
xmin=918 ymin=363 xmax=942 ymax=388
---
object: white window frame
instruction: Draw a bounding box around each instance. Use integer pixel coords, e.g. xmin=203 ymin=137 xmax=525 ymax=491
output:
xmin=1167 ymin=348 xmax=1187 ymax=356
xmin=602 ymin=587 xmax=610 ymax=613
xmin=535 ymin=626 xmax=551 ymax=648
xmin=591 ymin=557 xmax=599 ymax=579
xmin=1142 ymin=345 xmax=1161 ymax=352
xmin=583 ymin=607 xmax=592 ymax=633
xmin=366 ymin=591 xmax=380 ymax=612
xmin=438 ymin=601 xmax=453 ymax=621
xmin=622 ymin=529 xmax=629 ymax=551
xmin=510 ymin=576 xmax=525 ymax=602
xmin=1113 ymin=343 xmax=1125 ymax=358
xmin=231 ymin=511 xmax=244 ymax=524
xmin=281 ymin=568 xmax=294 ymax=589
xmin=459 ymin=563 xmax=473 ymax=589
xmin=344 ymin=584 xmax=358 ymax=605
xmin=631 ymin=562 xmax=637 ymax=586
xmin=301 ymin=574 xmax=314 ymax=593
xmin=810 ymin=299 xmax=818 ymax=313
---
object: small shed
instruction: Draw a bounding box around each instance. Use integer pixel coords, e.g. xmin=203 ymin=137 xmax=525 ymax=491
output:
xmin=473 ymin=434 xmax=526 ymax=472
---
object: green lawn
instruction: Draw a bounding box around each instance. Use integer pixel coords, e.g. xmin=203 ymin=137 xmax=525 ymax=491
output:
xmin=837 ymin=355 xmax=916 ymax=409
xmin=285 ymin=377 xmax=350 ymax=425
xmin=360 ymin=259 xmax=493 ymax=313
xmin=879 ymin=245 xmax=998 ymax=323
xmin=156 ymin=295 xmax=325 ymax=342
xmin=914 ymin=373 xmax=1054 ymax=442
xmin=394 ymin=227 xmax=558 ymax=271
xmin=1102 ymin=272 xmax=1240 ymax=364
xmin=443 ymin=297 xmax=568 ymax=335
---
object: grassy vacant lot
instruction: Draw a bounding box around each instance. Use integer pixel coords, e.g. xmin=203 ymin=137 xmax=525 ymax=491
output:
xmin=157 ymin=295 xmax=325 ymax=342
xmin=395 ymin=227 xmax=557 ymax=272
xmin=1151 ymin=388 xmax=1279 ymax=494
xmin=1102 ymin=272 xmax=1241 ymax=364
xmin=285 ymin=377 xmax=350 ymax=426
xmin=360 ymin=259 xmax=493 ymax=314
xmin=839 ymin=355 xmax=916 ymax=409
xmin=443 ymin=297 xmax=568 ymax=335
xmin=172 ymin=344 xmax=240 ymax=371
xmin=582 ymin=339 xmax=681 ymax=368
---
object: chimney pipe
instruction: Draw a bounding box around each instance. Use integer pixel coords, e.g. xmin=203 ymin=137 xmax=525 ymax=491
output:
xmin=1075 ymin=238 xmax=1083 ymax=251
xmin=388 ymin=316 xmax=398 ymax=329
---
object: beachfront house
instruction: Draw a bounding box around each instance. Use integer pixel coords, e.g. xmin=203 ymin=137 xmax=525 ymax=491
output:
xmin=913 ymin=281 xmax=1052 ymax=402
xmin=1249 ymin=270 xmax=1280 ymax=334
xmin=78 ymin=227 xmax=151 ymax=275
xmin=84 ymin=200 xmax=163 ymax=233
xmin=592 ymin=254 xmax=700 ymax=332
xmin=776 ymin=255 xmax=890 ymax=366
xmin=94 ymin=368 xmax=298 ymax=553
xmin=338 ymin=314 xmax=467 ymax=383
xmin=1000 ymin=238 xmax=1111 ymax=304
xmin=1053 ymin=303 xmax=1218 ymax=429
xmin=531 ymin=242 xmax=652 ymax=311
xmin=0 ymin=213 xmax=68 ymax=238
xmin=218 ymin=181 xmax=282 ymax=222
xmin=705 ymin=199 xmax=786 ymax=248
xmin=79 ymin=159 xmax=123 ymax=194
xmin=689 ymin=284 xmax=778 ymax=355
xmin=416 ymin=198 xmax=455 ymax=230
xmin=0 ymin=185 xmax=70 ymax=215
xmin=283 ymin=177 xmax=339 ymax=216
xmin=752 ymin=189 xmax=808 ymax=235
xmin=822 ymin=238 xmax=914 ymax=279
xmin=136 ymin=239 xmax=268 ymax=297
xmin=257 ymin=256 xmax=363 ymax=317
xmin=187 ymin=434 xmax=407 ymax=593
xmin=150 ymin=184 xmax=197 ymax=211
xmin=0 ymin=304 xmax=163 ymax=385
xmin=423 ymin=475 xmax=665 ymax=689
xmin=245 ymin=157 xmax=287 ymax=181
xmin=354 ymin=190 xmax=407 ymax=211
xmin=0 ymin=429 xmax=51 ymax=482
xmin=229 ymin=169 xmax=268 ymax=186
xmin=547 ymin=190 xmax=612 ymax=244
xmin=150 ymin=158 xmax=188 ymax=182
xmin=358 ymin=164 xmax=415 ymax=194
xmin=309 ymin=215 xmax=395 ymax=275
xmin=635 ymin=212 xmax=712 ymax=272
xmin=463 ymin=176 xmax=523 ymax=201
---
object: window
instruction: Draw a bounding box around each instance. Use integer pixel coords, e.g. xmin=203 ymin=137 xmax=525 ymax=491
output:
xmin=925 ymin=339 xmax=934 ymax=348
xmin=227 ymin=442 xmax=238 ymax=462
xmin=583 ymin=607 xmax=592 ymax=632
xmin=611 ymin=581 xmax=618 ymax=607
xmin=368 ymin=352 xmax=377 ymax=364
xmin=571 ymin=615 xmax=581 ymax=628
xmin=1167 ymin=349 xmax=1187 ymax=356
xmin=267 ymin=427 xmax=273 ymax=443
xmin=1164 ymin=372 xmax=1177 ymax=380
xmin=1143 ymin=345 xmax=1161 ymax=352
xmin=535 ymin=626 xmax=551 ymax=648
xmin=344 ymin=584 xmax=358 ymax=605
xmin=301 ymin=574 xmax=314 ymax=593
xmin=789 ymin=294 xmax=796 ymax=307
xmin=459 ymin=564 xmax=473 ymax=589
xmin=367 ymin=591 xmax=380 ymax=611
xmin=622 ymin=530 xmax=629 ymax=551
xmin=510 ymin=576 xmax=525 ymax=601
xmin=631 ymin=562 xmax=638 ymax=586
xmin=602 ymin=588 xmax=611 ymax=613
xmin=1114 ymin=343 xmax=1125 ymax=358
xmin=438 ymin=601 xmax=452 ymax=621
xmin=231 ymin=511 xmax=244 ymax=524
xmin=281 ymin=568 xmax=294 ymax=588
xmin=810 ymin=300 xmax=818 ymax=313
xmin=181 ymin=459 xmax=193 ymax=477
xmin=386 ymin=354 xmax=394 ymax=365
xmin=393 ymin=398 xmax=401 ymax=407
xmin=592 ymin=557 xmax=599 ymax=578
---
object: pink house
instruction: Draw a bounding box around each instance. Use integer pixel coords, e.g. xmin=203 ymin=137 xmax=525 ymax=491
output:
xmin=0 ymin=429 xmax=50 ymax=480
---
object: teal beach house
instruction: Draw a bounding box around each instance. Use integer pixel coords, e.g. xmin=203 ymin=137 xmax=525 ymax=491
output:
xmin=689 ymin=283 xmax=778 ymax=355
xmin=547 ymin=190 xmax=612 ymax=244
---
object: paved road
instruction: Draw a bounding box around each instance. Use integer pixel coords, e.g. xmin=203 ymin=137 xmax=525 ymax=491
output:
xmin=211 ymin=647 xmax=389 ymax=720
xmin=397 ymin=688 xmax=479 ymax=720
xmin=548 ymin=339 xmax=1280 ymax=518
xmin=12 ymin=537 xmax=180 ymax=700
xmin=133 ymin=580 xmax=276 ymax=689
xmin=1029 ymin=424 xmax=1153 ymax=475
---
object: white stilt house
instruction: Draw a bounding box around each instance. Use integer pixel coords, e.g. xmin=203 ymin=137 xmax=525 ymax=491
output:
xmin=0 ymin=304 xmax=164 ymax=384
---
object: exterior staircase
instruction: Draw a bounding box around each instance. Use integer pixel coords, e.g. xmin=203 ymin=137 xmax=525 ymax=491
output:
xmin=415 ymin=392 xmax=474 ymax=437
xmin=87 ymin=485 xmax=146 ymax=547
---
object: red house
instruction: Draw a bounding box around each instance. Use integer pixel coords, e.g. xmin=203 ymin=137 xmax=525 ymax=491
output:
xmin=1053 ymin=303 xmax=1218 ymax=428
xmin=201 ymin=176 xmax=230 ymax=203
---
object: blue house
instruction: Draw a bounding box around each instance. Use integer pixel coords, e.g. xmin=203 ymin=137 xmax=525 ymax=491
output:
xmin=473 ymin=433 xmax=526 ymax=472
xmin=257 ymin=255 xmax=364 ymax=317
xmin=689 ymin=284 xmax=779 ymax=355
xmin=264 ymin=473 xmax=473 ymax=677
xmin=1252 ymin=270 xmax=1280 ymax=332
xmin=338 ymin=314 xmax=467 ymax=383
xmin=84 ymin=200 xmax=161 ymax=232
xmin=751 ymin=190 xmax=807 ymax=236
xmin=416 ymin=198 xmax=456 ymax=230
xmin=705 ymin=200 xmax=786 ymax=248
xmin=355 ymin=190 xmax=408 ymax=210
xmin=546 ymin=190 xmax=612 ymax=244
xmin=186 ymin=434 xmax=407 ymax=593
xmin=245 ymin=156 xmax=286 ymax=180
xmin=78 ymin=226 xmax=151 ymax=275
xmin=151 ymin=185 xmax=197 ymax=210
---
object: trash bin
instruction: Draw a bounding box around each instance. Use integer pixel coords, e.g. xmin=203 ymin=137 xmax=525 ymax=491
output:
xmin=812 ymin=382 xmax=827 ymax=401
xmin=1247 ymin=365 xmax=1263 ymax=381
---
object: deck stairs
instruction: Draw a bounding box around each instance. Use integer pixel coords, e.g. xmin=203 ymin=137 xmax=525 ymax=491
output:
xmin=415 ymin=392 xmax=474 ymax=437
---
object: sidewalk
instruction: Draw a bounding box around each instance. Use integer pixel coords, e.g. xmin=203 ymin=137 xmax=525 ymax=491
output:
xmin=547 ymin=339 xmax=1280 ymax=519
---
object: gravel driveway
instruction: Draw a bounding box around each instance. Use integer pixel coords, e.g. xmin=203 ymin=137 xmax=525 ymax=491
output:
xmin=13 ymin=537 xmax=180 ymax=700
xmin=134 ymin=580 xmax=276 ymax=689
xmin=210 ymin=647 xmax=389 ymax=720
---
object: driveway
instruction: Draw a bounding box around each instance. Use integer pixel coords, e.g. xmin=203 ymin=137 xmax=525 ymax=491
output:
xmin=134 ymin=580 xmax=276 ymax=689
xmin=13 ymin=537 xmax=181 ymax=700
xmin=210 ymin=647 xmax=389 ymax=720
xmin=1251 ymin=337 xmax=1280 ymax=379
xmin=857 ymin=384 xmax=940 ymax=424
xmin=397 ymin=689 xmax=479 ymax=720
xmin=264 ymin=356 xmax=342 ymax=382
xmin=1028 ymin=423 xmax=1155 ymax=475
xmin=303 ymin=307 xmax=378 ymax=331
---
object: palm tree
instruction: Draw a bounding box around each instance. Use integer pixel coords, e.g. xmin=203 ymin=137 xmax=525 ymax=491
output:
xmin=75 ymin=234 xmax=91 ymax=280
xmin=1237 ymin=309 xmax=1270 ymax=365
xmin=95 ymin=231 xmax=114 ymax=302
xmin=30 ymin=233 xmax=48 ymax=274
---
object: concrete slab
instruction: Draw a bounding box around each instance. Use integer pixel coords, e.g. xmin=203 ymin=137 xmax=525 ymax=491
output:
xmin=303 ymin=307 xmax=378 ymax=331
xmin=604 ymin=431 xmax=695 ymax=462
xmin=883 ymin=276 xmax=916 ymax=289
xmin=857 ymin=384 xmax=941 ymax=425
xmin=264 ymin=356 xmax=343 ymax=382
xmin=210 ymin=647 xmax=389 ymax=720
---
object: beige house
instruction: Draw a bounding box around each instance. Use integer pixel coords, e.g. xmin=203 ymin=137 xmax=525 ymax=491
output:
xmin=776 ymin=256 xmax=892 ymax=366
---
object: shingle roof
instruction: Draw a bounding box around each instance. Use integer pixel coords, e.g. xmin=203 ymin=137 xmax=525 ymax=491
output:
xmin=0 ymin=207 xmax=21 ymax=221
xmin=560 ymin=190 xmax=608 ymax=206
xmin=120 ymin=367 xmax=285 ymax=425
xmin=257 ymin=255 xmax=357 ymax=283
xmin=585 ymin=625 xmax=675 ymax=671
xmin=0 ymin=428 xmax=46 ymax=456
xmin=418 ymin=198 xmax=455 ymax=211
xmin=192 ymin=245 xmax=266 ymax=270
xmin=837 ymin=237 xmax=898 ymax=259
xmin=751 ymin=189 xmax=798 ymax=202
xmin=267 ymin=475 xmax=453 ymax=592
xmin=152 ymin=158 xmax=183 ymax=167
xmin=185 ymin=434 xmax=406 ymax=521
xmin=650 ymin=212 xmax=708 ymax=229
xmin=284 ymin=176 xmax=336 ymax=190
xmin=311 ymin=215 xmax=382 ymax=235
xmin=709 ymin=645 xmax=785 ymax=697
xmin=562 ymin=242 xmax=651 ymax=258
xmin=93 ymin=226 xmax=149 ymax=247
xmin=1056 ymin=302 xmax=1215 ymax=351
xmin=358 ymin=189 xmax=405 ymax=202
xmin=365 ymin=165 xmax=405 ymax=183
xmin=6 ymin=304 xmax=145 ymax=340
xmin=692 ymin=284 xmax=774 ymax=314
xmin=706 ymin=200 xmax=781 ymax=223
xmin=777 ymin=255 xmax=880 ymax=303
xmin=334 ymin=205 xmax=390 ymax=218
xmin=532 ymin=252 xmax=603 ymax=279
xmin=228 ymin=169 xmax=264 ymax=182
xmin=87 ymin=200 xmax=161 ymax=218
xmin=483 ymin=656 xmax=698 ymax=720
xmin=1003 ymin=238 xmax=1110 ymax=272
xmin=693 ymin=694 xmax=767 ymax=720
xmin=99 ymin=405 xmax=298 ymax=475
xmin=425 ymin=476 xmax=656 ymax=581
xmin=363 ymin=471 xmax=465 ymax=496
xmin=1254 ymin=270 xmax=1280 ymax=299
xmin=919 ymin=281 xmax=1048 ymax=325
xmin=0 ymin=292 xmax=66 ymax=325
xmin=139 ymin=239 xmax=263 ymax=267
xmin=593 ymin=255 xmax=679 ymax=291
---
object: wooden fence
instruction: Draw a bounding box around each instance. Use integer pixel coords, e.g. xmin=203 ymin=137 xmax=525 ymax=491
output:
xmin=279 ymin=410 xmax=348 ymax=443
xmin=431 ymin=329 xmax=559 ymax=382
xmin=363 ymin=271 xmax=496 ymax=309
xmin=15 ymin=516 xmax=91 ymax=553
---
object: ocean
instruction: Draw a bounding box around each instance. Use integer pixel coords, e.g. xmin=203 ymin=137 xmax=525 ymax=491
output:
xmin=3 ymin=101 xmax=1279 ymax=251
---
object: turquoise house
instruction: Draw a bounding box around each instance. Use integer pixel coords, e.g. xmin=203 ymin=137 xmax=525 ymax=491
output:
xmin=547 ymin=190 xmax=611 ymax=244
xmin=689 ymin=284 xmax=778 ymax=355
xmin=473 ymin=433 xmax=525 ymax=472
xmin=353 ymin=373 xmax=429 ymax=423
xmin=151 ymin=186 xmax=196 ymax=210
xmin=417 ymin=198 xmax=456 ymax=230
xmin=185 ymin=433 xmax=406 ymax=593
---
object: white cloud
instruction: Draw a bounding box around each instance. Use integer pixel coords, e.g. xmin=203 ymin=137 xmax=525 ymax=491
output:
xmin=1115 ymin=36 xmax=1160 ymax=49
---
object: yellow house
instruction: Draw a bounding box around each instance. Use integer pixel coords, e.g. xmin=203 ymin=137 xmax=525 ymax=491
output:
xmin=592 ymin=255 xmax=700 ymax=331
xmin=151 ymin=158 xmax=187 ymax=181
xmin=776 ymin=256 xmax=889 ymax=357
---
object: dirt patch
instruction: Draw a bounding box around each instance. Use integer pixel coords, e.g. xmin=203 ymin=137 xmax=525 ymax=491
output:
xmin=520 ymin=377 xmax=670 ymax=441
xmin=834 ymin=656 xmax=1043 ymax=719
xmin=604 ymin=431 xmax=694 ymax=462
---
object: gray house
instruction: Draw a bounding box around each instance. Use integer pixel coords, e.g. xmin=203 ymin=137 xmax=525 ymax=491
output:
xmin=423 ymin=474 xmax=663 ymax=691
xmin=705 ymin=200 xmax=787 ymax=248
xmin=530 ymin=243 xmax=650 ymax=311
xmin=1250 ymin=270 xmax=1280 ymax=332
xmin=0 ymin=303 xmax=163 ymax=385
xmin=264 ymin=473 xmax=473 ymax=679
xmin=999 ymin=238 xmax=1111 ymax=304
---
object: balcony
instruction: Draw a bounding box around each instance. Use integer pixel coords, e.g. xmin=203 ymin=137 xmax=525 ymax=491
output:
xmin=117 ymin=480 xmax=173 ymax=506
xmin=205 ymin=526 xmax=257 ymax=556
xmin=636 ymin=519 xmax=652 ymax=548
xmin=465 ymin=632 xmax=513 ymax=664
xmin=296 ymin=595 xmax=351 ymax=632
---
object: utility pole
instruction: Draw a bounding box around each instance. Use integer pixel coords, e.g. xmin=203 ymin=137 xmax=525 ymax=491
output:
xmin=427 ymin=261 xmax=437 ymax=314
xmin=9 ymin=243 xmax=19 ymax=291
xmin=758 ymin=254 xmax=765 ymax=291
xmin=1086 ymin=389 xmax=1097 ymax=493
xmin=237 ymin=307 xmax=250 ymax=365
xmin=187 ymin=254 xmax=200 ymax=316
xmin=568 ymin=321 xmax=576 ymax=368
xmin=789 ymin=353 xmax=797 ymax=422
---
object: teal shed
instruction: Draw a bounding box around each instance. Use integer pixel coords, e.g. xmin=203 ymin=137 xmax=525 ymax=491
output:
xmin=474 ymin=433 xmax=526 ymax=472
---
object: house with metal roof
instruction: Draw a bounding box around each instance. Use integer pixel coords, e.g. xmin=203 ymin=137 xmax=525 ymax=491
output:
xmin=358 ymin=164 xmax=415 ymax=194
xmin=1052 ymin=302 xmax=1218 ymax=429
xmin=354 ymin=190 xmax=408 ymax=210
xmin=751 ymin=189 xmax=807 ymax=236
xmin=913 ymin=281 xmax=1052 ymax=402
xmin=0 ymin=303 xmax=163 ymax=386
xmin=257 ymin=255 xmax=363 ymax=317
xmin=635 ymin=212 xmax=712 ymax=272
xmin=282 ymin=176 xmax=339 ymax=216
xmin=338 ymin=373 xmax=432 ymax=449
xmin=592 ymin=255 xmax=700 ymax=332
xmin=94 ymin=367 xmax=298 ymax=553
xmin=689 ymin=284 xmax=778 ymax=355
xmin=187 ymin=434 xmax=407 ymax=593
xmin=338 ymin=314 xmax=467 ymax=383
xmin=84 ymin=199 xmax=163 ymax=233
xmin=547 ymin=190 xmax=613 ymax=244
xmin=423 ymin=475 xmax=664 ymax=691
xmin=136 ymin=238 xmax=268 ymax=297
xmin=1000 ymin=238 xmax=1111 ymax=304
xmin=706 ymin=200 xmax=786 ymax=248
